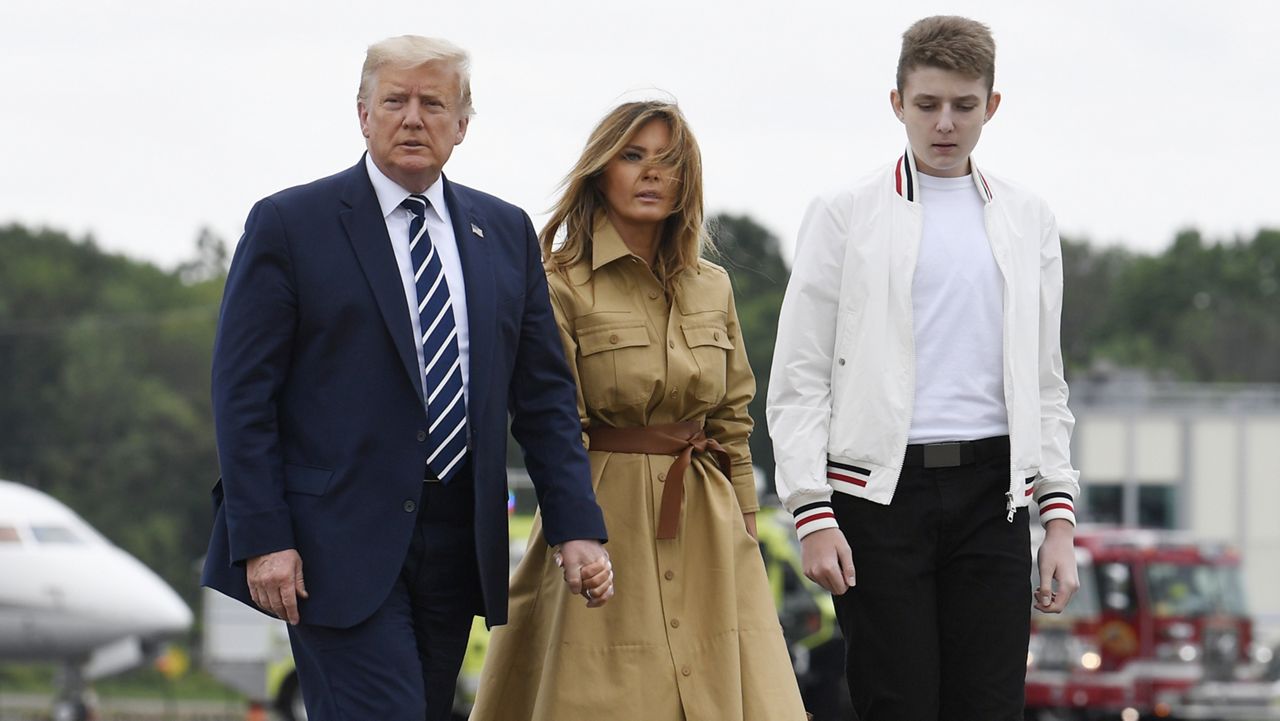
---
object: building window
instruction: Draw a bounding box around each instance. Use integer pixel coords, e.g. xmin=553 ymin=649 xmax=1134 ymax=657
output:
xmin=1081 ymin=483 xmax=1177 ymax=528
xmin=1084 ymin=484 xmax=1123 ymax=524
xmin=1138 ymin=486 xmax=1177 ymax=529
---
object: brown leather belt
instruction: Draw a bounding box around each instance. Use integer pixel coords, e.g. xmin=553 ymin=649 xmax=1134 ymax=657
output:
xmin=585 ymin=421 xmax=732 ymax=540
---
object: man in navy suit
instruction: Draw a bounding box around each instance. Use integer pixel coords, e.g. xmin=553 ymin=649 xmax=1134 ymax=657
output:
xmin=201 ymin=35 xmax=614 ymax=721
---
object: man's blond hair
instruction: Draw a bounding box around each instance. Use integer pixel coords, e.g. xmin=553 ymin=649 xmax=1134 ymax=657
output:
xmin=359 ymin=35 xmax=474 ymax=116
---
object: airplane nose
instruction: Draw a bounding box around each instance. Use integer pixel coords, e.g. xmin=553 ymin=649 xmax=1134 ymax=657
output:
xmin=80 ymin=547 xmax=194 ymax=639
xmin=126 ymin=560 xmax=194 ymax=636
xmin=147 ymin=581 xmax=194 ymax=634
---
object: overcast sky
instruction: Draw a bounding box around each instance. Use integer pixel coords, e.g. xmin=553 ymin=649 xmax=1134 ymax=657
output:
xmin=2 ymin=1 xmax=1275 ymax=269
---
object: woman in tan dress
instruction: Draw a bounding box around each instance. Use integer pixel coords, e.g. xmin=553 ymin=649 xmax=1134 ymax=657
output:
xmin=470 ymin=101 xmax=807 ymax=721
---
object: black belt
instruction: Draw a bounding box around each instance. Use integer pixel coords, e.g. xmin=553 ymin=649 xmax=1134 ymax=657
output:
xmin=904 ymin=435 xmax=1009 ymax=469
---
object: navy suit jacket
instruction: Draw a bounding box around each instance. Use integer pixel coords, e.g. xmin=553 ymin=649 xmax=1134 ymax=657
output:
xmin=201 ymin=158 xmax=606 ymax=629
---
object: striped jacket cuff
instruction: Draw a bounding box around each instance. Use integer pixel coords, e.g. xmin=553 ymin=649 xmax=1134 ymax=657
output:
xmin=826 ymin=459 xmax=870 ymax=492
xmin=793 ymin=501 xmax=839 ymax=540
xmin=1037 ymin=491 xmax=1076 ymax=527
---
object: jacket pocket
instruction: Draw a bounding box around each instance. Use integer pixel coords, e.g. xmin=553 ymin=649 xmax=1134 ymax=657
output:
xmin=575 ymin=322 xmax=652 ymax=411
xmin=681 ymin=323 xmax=733 ymax=403
xmin=578 ymin=323 xmax=650 ymax=355
xmin=282 ymin=463 xmax=334 ymax=496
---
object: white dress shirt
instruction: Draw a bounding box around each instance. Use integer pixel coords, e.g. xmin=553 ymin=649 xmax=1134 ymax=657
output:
xmin=364 ymin=154 xmax=471 ymax=404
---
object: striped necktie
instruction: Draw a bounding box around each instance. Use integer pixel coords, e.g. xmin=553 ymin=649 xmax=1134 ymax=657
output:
xmin=401 ymin=194 xmax=468 ymax=484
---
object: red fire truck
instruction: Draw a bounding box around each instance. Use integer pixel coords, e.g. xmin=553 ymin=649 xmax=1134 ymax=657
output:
xmin=1025 ymin=526 xmax=1280 ymax=720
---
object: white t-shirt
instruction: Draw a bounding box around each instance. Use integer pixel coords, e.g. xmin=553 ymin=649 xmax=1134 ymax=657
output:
xmin=908 ymin=172 xmax=1008 ymax=444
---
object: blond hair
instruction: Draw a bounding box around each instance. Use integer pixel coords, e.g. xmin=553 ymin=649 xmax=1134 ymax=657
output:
xmin=359 ymin=35 xmax=474 ymax=116
xmin=541 ymin=101 xmax=706 ymax=292
xmin=897 ymin=16 xmax=996 ymax=95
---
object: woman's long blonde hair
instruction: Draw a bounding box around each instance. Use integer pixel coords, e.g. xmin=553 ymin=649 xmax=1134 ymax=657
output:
xmin=541 ymin=101 xmax=707 ymax=291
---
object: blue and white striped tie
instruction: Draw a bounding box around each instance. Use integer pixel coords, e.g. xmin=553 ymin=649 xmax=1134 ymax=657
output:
xmin=402 ymin=194 xmax=468 ymax=484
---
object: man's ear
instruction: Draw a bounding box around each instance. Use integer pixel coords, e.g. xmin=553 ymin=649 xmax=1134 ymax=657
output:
xmin=984 ymin=91 xmax=1002 ymax=123
xmin=454 ymin=115 xmax=469 ymax=146
xmin=358 ymin=101 xmax=370 ymax=139
xmin=889 ymin=89 xmax=905 ymax=122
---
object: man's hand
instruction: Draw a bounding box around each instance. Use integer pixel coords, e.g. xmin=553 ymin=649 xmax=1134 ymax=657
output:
xmin=247 ymin=549 xmax=309 ymax=625
xmin=556 ymin=539 xmax=613 ymax=608
xmin=743 ymin=512 xmax=758 ymax=540
xmin=1035 ymin=519 xmax=1079 ymax=613
xmin=801 ymin=527 xmax=855 ymax=595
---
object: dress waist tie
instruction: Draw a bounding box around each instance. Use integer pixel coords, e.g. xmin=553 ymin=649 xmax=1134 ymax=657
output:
xmin=585 ymin=421 xmax=733 ymax=540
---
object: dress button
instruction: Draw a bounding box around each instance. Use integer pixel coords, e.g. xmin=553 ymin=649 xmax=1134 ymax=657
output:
xmin=648 ymin=291 xmax=659 ymax=300
xmin=403 ymin=500 xmax=416 ymax=513
xmin=658 ymin=472 xmax=666 ymax=482
xmin=670 ymin=618 xmax=680 ymax=628
xmin=609 ymin=334 xmax=619 ymax=344
xmin=668 ymin=340 xmax=675 ymax=349
xmin=416 ymin=430 xmax=427 ymax=442
xmin=713 ymin=332 xmax=720 ymax=340
xmin=681 ymin=666 xmax=691 ymax=677
xmin=670 ymin=389 xmax=678 ymax=398
xmin=664 ymin=570 xmax=674 ymax=580
xmin=838 ymin=358 xmax=846 ymax=366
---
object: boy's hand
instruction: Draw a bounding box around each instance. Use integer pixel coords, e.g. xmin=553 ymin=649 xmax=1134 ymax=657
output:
xmin=1035 ymin=519 xmax=1079 ymax=613
xmin=801 ymin=528 xmax=856 ymax=595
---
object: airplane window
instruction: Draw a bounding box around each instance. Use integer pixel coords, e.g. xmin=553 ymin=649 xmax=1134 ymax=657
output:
xmin=0 ymin=526 xmax=19 ymax=543
xmin=31 ymin=525 xmax=82 ymax=544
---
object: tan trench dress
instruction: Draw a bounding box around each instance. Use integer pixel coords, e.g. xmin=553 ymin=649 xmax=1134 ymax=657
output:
xmin=470 ymin=221 xmax=806 ymax=721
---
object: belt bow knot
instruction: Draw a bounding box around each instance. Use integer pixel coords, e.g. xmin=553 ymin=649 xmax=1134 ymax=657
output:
xmin=585 ymin=421 xmax=733 ymax=539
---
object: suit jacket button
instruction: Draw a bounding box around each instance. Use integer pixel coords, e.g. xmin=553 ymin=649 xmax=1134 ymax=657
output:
xmin=417 ymin=430 xmax=427 ymax=442
xmin=403 ymin=500 xmax=417 ymax=513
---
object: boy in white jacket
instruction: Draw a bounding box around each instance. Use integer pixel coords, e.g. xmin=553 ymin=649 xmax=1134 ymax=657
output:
xmin=768 ymin=15 xmax=1080 ymax=721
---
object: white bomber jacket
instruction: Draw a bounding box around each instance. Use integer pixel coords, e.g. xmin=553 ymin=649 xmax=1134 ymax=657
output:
xmin=768 ymin=150 xmax=1080 ymax=539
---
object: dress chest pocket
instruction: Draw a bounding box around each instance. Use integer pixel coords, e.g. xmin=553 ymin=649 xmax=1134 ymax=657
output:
xmin=681 ymin=323 xmax=733 ymax=403
xmin=576 ymin=322 xmax=653 ymax=411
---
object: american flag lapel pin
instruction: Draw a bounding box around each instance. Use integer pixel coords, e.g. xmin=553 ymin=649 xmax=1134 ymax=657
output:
xmin=470 ymin=223 xmax=484 ymax=238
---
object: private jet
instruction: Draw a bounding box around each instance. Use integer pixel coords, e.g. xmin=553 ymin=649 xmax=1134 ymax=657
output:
xmin=0 ymin=478 xmax=193 ymax=720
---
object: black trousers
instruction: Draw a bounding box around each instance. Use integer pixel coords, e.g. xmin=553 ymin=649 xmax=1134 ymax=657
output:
xmin=832 ymin=449 xmax=1031 ymax=721
xmin=287 ymin=472 xmax=483 ymax=721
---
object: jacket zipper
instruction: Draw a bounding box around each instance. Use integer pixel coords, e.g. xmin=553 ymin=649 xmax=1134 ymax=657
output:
xmin=986 ymin=202 xmax=1018 ymax=523
xmin=893 ymin=200 xmax=921 ymax=503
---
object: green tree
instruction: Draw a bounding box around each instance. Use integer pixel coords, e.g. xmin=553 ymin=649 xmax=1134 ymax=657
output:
xmin=0 ymin=224 xmax=222 ymax=607
xmin=1079 ymin=228 xmax=1280 ymax=381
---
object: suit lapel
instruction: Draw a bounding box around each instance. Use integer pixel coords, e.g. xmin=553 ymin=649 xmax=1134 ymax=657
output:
xmin=443 ymin=176 xmax=495 ymax=423
xmin=338 ymin=160 xmax=427 ymax=404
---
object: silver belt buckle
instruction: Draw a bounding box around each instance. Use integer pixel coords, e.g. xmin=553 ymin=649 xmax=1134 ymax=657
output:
xmin=922 ymin=442 xmax=963 ymax=468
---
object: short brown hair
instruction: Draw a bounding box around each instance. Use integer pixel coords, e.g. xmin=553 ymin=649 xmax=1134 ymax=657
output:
xmin=896 ymin=16 xmax=996 ymax=95
xmin=541 ymin=101 xmax=706 ymax=294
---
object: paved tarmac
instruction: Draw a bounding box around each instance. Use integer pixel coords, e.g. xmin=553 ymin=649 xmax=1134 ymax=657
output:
xmin=0 ymin=693 xmax=252 ymax=721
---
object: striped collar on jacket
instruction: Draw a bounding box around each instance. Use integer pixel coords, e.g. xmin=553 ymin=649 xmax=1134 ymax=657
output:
xmin=893 ymin=148 xmax=994 ymax=204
